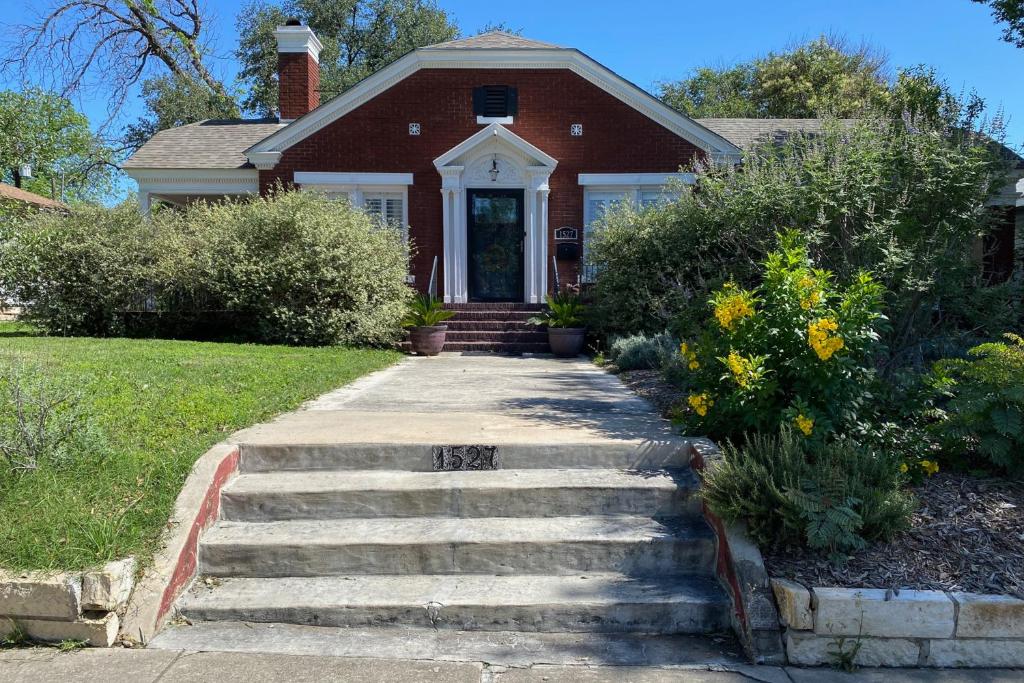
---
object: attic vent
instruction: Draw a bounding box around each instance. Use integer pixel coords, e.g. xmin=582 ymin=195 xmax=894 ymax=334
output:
xmin=473 ymin=85 xmax=518 ymax=119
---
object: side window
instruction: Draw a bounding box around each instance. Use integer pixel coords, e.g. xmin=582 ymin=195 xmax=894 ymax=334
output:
xmin=363 ymin=192 xmax=405 ymax=230
xmin=582 ymin=192 xmax=627 ymax=283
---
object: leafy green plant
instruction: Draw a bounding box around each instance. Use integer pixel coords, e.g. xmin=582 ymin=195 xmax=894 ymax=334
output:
xmin=608 ymin=332 xmax=678 ymax=371
xmin=401 ymin=294 xmax=454 ymax=328
xmin=700 ymin=429 xmax=913 ymax=555
xmin=1 ymin=621 xmax=27 ymax=648
xmin=56 ymin=639 xmax=87 ymax=652
xmin=932 ymin=333 xmax=1024 ymax=475
xmin=674 ymin=230 xmax=886 ymax=443
xmin=529 ymin=291 xmax=585 ymax=328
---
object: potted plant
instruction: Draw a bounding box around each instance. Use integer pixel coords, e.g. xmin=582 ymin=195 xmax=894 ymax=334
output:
xmin=403 ymin=294 xmax=455 ymax=356
xmin=530 ymin=290 xmax=586 ymax=357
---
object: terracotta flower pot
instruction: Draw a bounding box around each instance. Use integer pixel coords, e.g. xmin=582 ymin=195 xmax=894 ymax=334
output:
xmin=548 ymin=327 xmax=585 ymax=357
xmin=408 ymin=325 xmax=448 ymax=356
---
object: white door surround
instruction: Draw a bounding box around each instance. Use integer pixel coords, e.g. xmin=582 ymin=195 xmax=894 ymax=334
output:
xmin=433 ymin=124 xmax=557 ymax=304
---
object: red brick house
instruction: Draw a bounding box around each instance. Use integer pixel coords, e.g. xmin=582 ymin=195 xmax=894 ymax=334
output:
xmin=123 ymin=26 xmax=741 ymax=304
xmin=123 ymin=26 xmax=1024 ymax=304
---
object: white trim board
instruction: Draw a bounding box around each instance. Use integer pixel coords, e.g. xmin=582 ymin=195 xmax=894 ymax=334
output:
xmin=433 ymin=123 xmax=557 ymax=169
xmin=578 ymin=172 xmax=695 ymax=186
xmin=293 ymin=172 xmax=414 ymax=186
xmin=247 ymin=47 xmax=742 ymax=165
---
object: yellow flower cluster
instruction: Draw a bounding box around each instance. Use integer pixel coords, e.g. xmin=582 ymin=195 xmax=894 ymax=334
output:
xmin=807 ymin=318 xmax=844 ymax=361
xmin=920 ymin=459 xmax=940 ymax=476
xmin=713 ymin=287 xmax=755 ymax=331
xmin=680 ymin=342 xmax=699 ymax=370
xmin=794 ymin=414 xmax=814 ymax=436
xmin=799 ymin=278 xmax=822 ymax=310
xmin=725 ymin=351 xmax=756 ymax=388
xmin=688 ymin=392 xmax=713 ymax=417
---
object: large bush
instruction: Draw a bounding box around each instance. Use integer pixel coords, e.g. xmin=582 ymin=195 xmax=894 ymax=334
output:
xmin=932 ymin=333 xmax=1024 ymax=476
xmin=588 ymin=115 xmax=1015 ymax=364
xmin=675 ymin=231 xmax=886 ymax=444
xmin=0 ymin=190 xmax=412 ymax=346
xmin=608 ymin=332 xmax=678 ymax=371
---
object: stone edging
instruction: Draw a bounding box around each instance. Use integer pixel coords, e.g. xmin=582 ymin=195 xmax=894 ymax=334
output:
xmin=687 ymin=438 xmax=785 ymax=664
xmin=119 ymin=442 xmax=240 ymax=645
xmin=1 ymin=559 xmax=136 ymax=647
xmin=773 ymin=580 xmax=1024 ymax=667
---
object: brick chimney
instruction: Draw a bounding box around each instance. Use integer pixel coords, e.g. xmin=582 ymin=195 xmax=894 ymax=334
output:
xmin=274 ymin=20 xmax=322 ymax=122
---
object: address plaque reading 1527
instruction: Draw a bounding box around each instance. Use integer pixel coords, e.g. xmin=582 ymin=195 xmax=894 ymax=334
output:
xmin=432 ymin=445 xmax=500 ymax=471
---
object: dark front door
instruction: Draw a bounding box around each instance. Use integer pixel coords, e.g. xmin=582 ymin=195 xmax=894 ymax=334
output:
xmin=467 ymin=188 xmax=524 ymax=302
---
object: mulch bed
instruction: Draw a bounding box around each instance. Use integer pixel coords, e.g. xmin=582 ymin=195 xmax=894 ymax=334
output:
xmin=612 ymin=366 xmax=1024 ymax=599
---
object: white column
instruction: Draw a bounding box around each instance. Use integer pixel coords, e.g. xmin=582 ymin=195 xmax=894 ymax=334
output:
xmin=440 ymin=188 xmax=452 ymax=302
xmin=455 ymin=188 xmax=467 ymax=302
xmin=138 ymin=189 xmax=152 ymax=217
xmin=523 ymin=188 xmax=537 ymax=303
xmin=538 ymin=188 xmax=550 ymax=299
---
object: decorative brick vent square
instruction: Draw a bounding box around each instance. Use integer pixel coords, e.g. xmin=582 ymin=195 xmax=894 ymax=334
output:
xmin=432 ymin=445 xmax=499 ymax=470
xmin=408 ymin=123 xmax=421 ymax=135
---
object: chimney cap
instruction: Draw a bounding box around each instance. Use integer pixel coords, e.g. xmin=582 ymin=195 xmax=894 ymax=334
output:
xmin=274 ymin=23 xmax=322 ymax=62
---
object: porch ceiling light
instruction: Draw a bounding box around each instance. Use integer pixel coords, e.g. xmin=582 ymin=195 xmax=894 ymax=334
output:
xmin=488 ymin=155 xmax=499 ymax=182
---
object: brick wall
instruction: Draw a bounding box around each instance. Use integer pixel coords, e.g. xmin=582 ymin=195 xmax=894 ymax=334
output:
xmin=278 ymin=52 xmax=320 ymax=120
xmin=260 ymin=68 xmax=706 ymax=298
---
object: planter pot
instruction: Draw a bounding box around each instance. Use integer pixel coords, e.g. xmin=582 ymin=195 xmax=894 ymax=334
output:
xmin=408 ymin=325 xmax=447 ymax=356
xmin=548 ymin=327 xmax=585 ymax=357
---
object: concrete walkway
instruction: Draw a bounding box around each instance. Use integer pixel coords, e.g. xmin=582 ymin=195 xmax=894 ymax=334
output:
xmin=1 ymin=647 xmax=1020 ymax=682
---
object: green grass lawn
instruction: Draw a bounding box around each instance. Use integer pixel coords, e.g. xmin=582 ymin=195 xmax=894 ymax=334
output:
xmin=0 ymin=324 xmax=401 ymax=571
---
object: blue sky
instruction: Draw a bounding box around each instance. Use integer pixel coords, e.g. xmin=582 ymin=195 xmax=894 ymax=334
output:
xmin=4 ymin=0 xmax=1023 ymax=149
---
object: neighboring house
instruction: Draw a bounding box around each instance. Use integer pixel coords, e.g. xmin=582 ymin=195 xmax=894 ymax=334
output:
xmin=122 ymin=26 xmax=1024 ymax=303
xmin=0 ymin=182 xmax=67 ymax=212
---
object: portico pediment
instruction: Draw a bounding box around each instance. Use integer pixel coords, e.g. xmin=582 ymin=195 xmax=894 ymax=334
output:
xmin=433 ymin=123 xmax=557 ymax=174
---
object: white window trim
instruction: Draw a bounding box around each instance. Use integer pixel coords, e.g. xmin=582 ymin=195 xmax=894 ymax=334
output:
xmin=477 ymin=115 xmax=514 ymax=125
xmin=294 ymin=172 xmax=413 ymax=186
xmin=577 ymin=172 xmax=695 ymax=187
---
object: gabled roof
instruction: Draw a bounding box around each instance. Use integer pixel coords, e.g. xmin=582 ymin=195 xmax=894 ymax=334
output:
xmin=424 ymin=31 xmax=560 ymax=50
xmin=0 ymin=182 xmax=66 ymax=209
xmin=123 ymin=119 xmax=285 ymax=169
xmin=246 ymin=36 xmax=741 ymax=167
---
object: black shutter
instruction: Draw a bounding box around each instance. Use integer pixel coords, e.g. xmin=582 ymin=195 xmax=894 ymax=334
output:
xmin=472 ymin=87 xmax=486 ymax=116
xmin=506 ymin=87 xmax=518 ymax=116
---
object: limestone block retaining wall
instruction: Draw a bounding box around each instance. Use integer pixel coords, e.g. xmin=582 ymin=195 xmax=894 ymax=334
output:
xmin=0 ymin=558 xmax=135 ymax=647
xmin=772 ymin=579 xmax=1024 ymax=667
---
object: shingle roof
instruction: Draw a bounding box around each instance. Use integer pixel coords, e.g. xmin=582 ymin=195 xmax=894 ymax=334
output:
xmin=0 ymin=182 xmax=66 ymax=209
xmin=122 ymin=119 xmax=285 ymax=169
xmin=423 ymin=31 xmax=560 ymax=50
xmin=696 ymin=118 xmax=857 ymax=149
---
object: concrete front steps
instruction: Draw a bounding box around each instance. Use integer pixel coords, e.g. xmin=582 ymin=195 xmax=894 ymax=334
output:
xmin=156 ymin=401 xmax=735 ymax=661
xmin=441 ymin=303 xmax=549 ymax=353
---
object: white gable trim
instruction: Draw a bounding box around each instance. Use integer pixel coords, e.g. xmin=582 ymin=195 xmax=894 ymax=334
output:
xmin=247 ymin=48 xmax=741 ymax=166
xmin=433 ymin=123 xmax=557 ymax=169
xmin=578 ymin=172 xmax=695 ymax=186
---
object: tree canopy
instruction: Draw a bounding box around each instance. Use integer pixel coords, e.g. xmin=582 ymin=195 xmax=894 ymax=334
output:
xmin=660 ymin=36 xmax=891 ymax=118
xmin=124 ymin=75 xmax=242 ymax=153
xmin=0 ymin=89 xmax=114 ymax=202
xmin=974 ymin=0 xmax=1024 ymax=47
xmin=235 ymin=0 xmax=458 ymax=116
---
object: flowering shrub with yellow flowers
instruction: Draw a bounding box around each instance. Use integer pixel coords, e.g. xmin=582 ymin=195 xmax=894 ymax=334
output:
xmin=675 ymin=231 xmax=887 ymax=444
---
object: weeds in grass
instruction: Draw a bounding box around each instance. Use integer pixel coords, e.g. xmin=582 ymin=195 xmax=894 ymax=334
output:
xmin=1 ymin=622 xmax=27 ymax=648
xmin=56 ymin=639 xmax=87 ymax=652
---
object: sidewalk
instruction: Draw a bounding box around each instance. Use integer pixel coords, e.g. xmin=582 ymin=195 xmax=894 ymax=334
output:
xmin=1 ymin=647 xmax=1020 ymax=682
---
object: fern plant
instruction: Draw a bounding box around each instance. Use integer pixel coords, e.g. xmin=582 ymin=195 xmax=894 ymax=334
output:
xmin=786 ymin=479 xmax=868 ymax=564
xmin=401 ymin=294 xmax=455 ymax=328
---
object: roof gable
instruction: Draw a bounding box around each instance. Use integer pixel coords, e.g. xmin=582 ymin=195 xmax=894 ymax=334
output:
xmin=425 ymin=31 xmax=560 ymax=50
xmin=246 ymin=42 xmax=741 ymax=168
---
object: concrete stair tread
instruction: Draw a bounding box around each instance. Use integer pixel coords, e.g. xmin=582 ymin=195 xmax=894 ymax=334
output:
xmin=202 ymin=515 xmax=713 ymax=547
xmin=183 ymin=573 xmax=729 ymax=610
xmin=224 ymin=468 xmax=696 ymax=496
xmin=148 ymin=621 xmax=746 ymax=667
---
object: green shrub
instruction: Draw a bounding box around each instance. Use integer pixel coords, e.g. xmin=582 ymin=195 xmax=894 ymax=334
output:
xmin=674 ymin=231 xmax=886 ymax=444
xmin=700 ymin=429 xmax=914 ymax=559
xmin=0 ymin=190 xmax=412 ymax=346
xmin=587 ymin=116 xmax=1015 ymax=363
xmin=0 ymin=203 xmax=147 ymax=336
xmin=932 ymin=333 xmax=1024 ymax=476
xmin=608 ymin=332 xmax=678 ymax=371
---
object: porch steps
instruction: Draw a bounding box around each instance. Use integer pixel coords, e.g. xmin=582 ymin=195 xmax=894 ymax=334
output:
xmin=440 ymin=303 xmax=550 ymax=354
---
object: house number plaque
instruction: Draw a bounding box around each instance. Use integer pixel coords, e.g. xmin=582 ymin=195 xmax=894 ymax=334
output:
xmin=432 ymin=445 xmax=500 ymax=471
xmin=554 ymin=226 xmax=578 ymax=240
